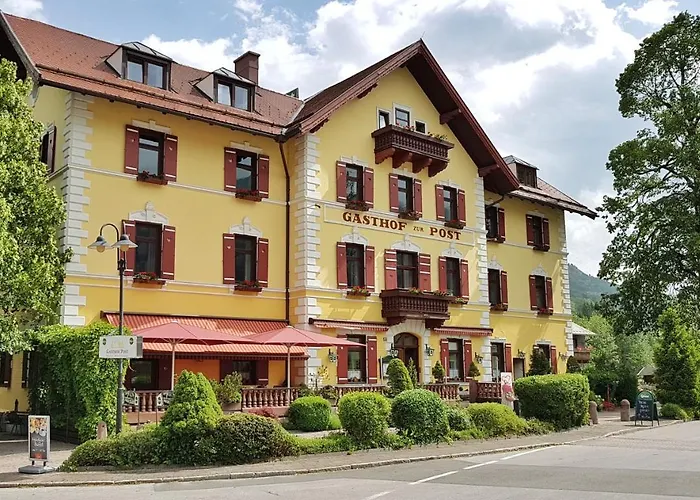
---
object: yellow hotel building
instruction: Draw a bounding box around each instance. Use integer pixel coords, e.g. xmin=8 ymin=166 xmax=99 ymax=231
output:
xmin=0 ymin=13 xmax=595 ymax=410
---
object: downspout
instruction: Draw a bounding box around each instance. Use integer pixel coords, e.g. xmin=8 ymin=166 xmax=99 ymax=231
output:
xmin=278 ymin=141 xmax=291 ymax=324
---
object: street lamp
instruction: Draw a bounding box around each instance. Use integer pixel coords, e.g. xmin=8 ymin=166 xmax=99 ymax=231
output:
xmin=88 ymin=223 xmax=137 ymax=434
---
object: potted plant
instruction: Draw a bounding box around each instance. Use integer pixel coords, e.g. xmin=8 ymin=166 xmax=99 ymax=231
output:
xmin=235 ymin=189 xmax=263 ymax=201
xmin=137 ymin=171 xmax=167 ymax=185
xmin=235 ymin=280 xmax=263 ymax=292
xmin=432 ymin=290 xmax=449 ymax=297
xmin=444 ymin=218 xmax=465 ymax=230
xmin=537 ymin=306 xmax=552 ymax=315
xmin=432 ymin=360 xmax=446 ymax=383
xmin=345 ymin=199 xmax=370 ymax=211
xmin=133 ymin=272 xmax=166 ymax=285
xmin=491 ymin=303 xmax=508 ymax=312
xmin=452 ymin=296 xmax=468 ymax=305
xmin=398 ymin=210 xmax=421 ymax=221
xmin=347 ymin=286 xmax=371 ymax=297
xmin=211 ymin=373 xmax=243 ymax=412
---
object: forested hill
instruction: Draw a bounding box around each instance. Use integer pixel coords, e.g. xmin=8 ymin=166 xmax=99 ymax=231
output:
xmin=569 ymin=263 xmax=615 ymax=303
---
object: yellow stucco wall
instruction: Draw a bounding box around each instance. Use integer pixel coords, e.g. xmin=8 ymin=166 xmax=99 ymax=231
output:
xmin=0 ymin=354 xmax=28 ymax=411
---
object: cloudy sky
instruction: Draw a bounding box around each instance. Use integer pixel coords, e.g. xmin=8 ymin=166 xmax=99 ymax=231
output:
xmin=3 ymin=0 xmax=689 ymax=277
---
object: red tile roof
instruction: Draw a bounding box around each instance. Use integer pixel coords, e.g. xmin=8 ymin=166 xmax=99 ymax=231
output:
xmin=102 ymin=313 xmax=306 ymax=356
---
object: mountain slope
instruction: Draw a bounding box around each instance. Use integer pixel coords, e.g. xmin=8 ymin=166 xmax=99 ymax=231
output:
xmin=569 ymin=263 xmax=615 ymax=303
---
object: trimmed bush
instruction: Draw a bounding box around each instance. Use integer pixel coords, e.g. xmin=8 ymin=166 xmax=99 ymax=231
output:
xmin=467 ymin=361 xmax=481 ymax=378
xmin=210 ymin=373 xmax=242 ymax=406
xmin=287 ymin=396 xmax=332 ymax=431
xmin=445 ymin=404 xmax=471 ymax=431
xmin=466 ymin=403 xmax=526 ymax=437
xmin=527 ymin=346 xmax=552 ymax=376
xmin=391 ymin=389 xmax=449 ymax=444
xmin=386 ymin=358 xmax=413 ymax=397
xmin=212 ymin=413 xmax=296 ymax=464
xmin=514 ymin=374 xmax=589 ymax=429
xmin=432 ymin=360 xmax=446 ymax=383
xmin=660 ymin=403 xmax=691 ymax=421
xmin=293 ymin=433 xmax=353 ymax=454
xmin=61 ymin=427 xmax=161 ymax=470
xmin=338 ymin=392 xmax=391 ymax=446
xmin=159 ymin=370 xmax=223 ymax=465
xmin=566 ymin=356 xmax=581 ymax=373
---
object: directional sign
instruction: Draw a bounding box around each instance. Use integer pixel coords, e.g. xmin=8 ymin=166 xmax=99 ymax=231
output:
xmin=98 ymin=335 xmax=143 ymax=359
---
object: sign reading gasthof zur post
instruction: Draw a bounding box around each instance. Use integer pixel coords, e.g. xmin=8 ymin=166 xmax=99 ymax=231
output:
xmin=99 ymin=335 xmax=143 ymax=359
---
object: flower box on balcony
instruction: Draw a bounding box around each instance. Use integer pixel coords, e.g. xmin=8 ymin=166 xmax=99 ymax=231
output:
xmin=137 ymin=172 xmax=168 ymax=185
xmin=445 ymin=219 xmax=465 ymax=230
xmin=235 ymin=280 xmax=263 ymax=292
xmin=380 ymin=288 xmax=452 ymax=328
xmin=347 ymin=287 xmax=371 ymax=297
xmin=487 ymin=235 xmax=506 ymax=243
xmin=537 ymin=307 xmax=553 ymax=316
xmin=490 ymin=303 xmax=508 ymax=312
xmin=398 ymin=210 xmax=421 ymax=221
xmin=235 ymin=189 xmax=263 ymax=202
xmin=133 ymin=272 xmax=166 ymax=285
xmin=345 ymin=199 xmax=370 ymax=212
xmin=451 ymin=296 xmax=469 ymax=305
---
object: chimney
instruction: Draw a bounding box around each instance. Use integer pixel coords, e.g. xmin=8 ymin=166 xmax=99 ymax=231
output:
xmin=234 ymin=51 xmax=260 ymax=85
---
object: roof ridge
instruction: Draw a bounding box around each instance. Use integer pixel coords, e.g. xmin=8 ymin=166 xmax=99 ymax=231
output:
xmin=5 ymin=13 xmax=118 ymax=50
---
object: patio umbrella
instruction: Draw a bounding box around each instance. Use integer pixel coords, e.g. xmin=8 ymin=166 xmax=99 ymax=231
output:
xmin=241 ymin=325 xmax=364 ymax=394
xmin=135 ymin=321 xmax=255 ymax=389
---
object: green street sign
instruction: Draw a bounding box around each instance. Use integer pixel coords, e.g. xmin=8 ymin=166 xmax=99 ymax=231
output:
xmin=635 ymin=390 xmax=659 ymax=426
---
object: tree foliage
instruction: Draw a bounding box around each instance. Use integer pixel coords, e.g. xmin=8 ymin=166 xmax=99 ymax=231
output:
xmin=599 ymin=12 xmax=700 ymax=334
xmin=0 ymin=59 xmax=69 ymax=352
xmin=527 ymin=346 xmax=551 ymax=376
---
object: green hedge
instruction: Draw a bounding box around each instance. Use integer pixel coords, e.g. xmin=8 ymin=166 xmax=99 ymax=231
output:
xmin=211 ymin=413 xmax=297 ymax=464
xmin=391 ymin=389 xmax=449 ymax=444
xmin=61 ymin=427 xmax=161 ymax=470
xmin=287 ymin=396 xmax=332 ymax=431
xmin=514 ymin=374 xmax=590 ymax=429
xmin=386 ymin=358 xmax=413 ymax=397
xmin=445 ymin=405 xmax=471 ymax=431
xmin=660 ymin=403 xmax=691 ymax=421
xmin=465 ymin=403 xmax=526 ymax=437
xmin=338 ymin=392 xmax=391 ymax=446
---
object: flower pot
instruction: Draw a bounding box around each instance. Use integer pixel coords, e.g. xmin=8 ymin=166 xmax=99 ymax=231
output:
xmin=133 ymin=277 xmax=166 ymax=286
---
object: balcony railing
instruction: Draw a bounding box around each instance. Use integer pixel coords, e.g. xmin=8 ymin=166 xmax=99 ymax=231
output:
xmin=241 ymin=387 xmax=299 ymax=409
xmin=422 ymin=383 xmax=460 ymax=400
xmin=574 ymin=347 xmax=592 ymax=362
xmin=380 ymin=289 xmax=452 ymax=328
xmin=371 ymin=125 xmax=454 ymax=176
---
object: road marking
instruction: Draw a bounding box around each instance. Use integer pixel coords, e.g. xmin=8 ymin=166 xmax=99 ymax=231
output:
xmin=499 ymin=446 xmax=553 ymax=461
xmin=409 ymin=470 xmax=458 ymax=485
xmin=463 ymin=460 xmax=497 ymax=470
xmin=364 ymin=490 xmax=393 ymax=500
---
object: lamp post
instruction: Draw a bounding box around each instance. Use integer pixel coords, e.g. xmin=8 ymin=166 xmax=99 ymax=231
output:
xmin=88 ymin=223 xmax=137 ymax=434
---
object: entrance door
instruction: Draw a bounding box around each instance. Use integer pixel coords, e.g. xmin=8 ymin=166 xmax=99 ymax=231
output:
xmin=394 ymin=333 xmax=420 ymax=380
xmin=513 ymin=358 xmax=525 ymax=379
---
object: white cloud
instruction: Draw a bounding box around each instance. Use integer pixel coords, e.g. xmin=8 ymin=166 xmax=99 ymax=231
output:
xmin=566 ymin=187 xmax=612 ymax=277
xmin=0 ymin=0 xmax=43 ymax=19
xmin=624 ymin=0 xmax=678 ymax=25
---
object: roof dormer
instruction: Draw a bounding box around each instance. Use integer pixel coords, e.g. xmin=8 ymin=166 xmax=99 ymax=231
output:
xmin=194 ymin=65 xmax=257 ymax=112
xmin=504 ymin=155 xmax=538 ymax=188
xmin=106 ymin=42 xmax=172 ymax=90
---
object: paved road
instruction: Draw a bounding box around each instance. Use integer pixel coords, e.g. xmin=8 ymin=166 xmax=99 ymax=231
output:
xmin=8 ymin=421 xmax=700 ymax=499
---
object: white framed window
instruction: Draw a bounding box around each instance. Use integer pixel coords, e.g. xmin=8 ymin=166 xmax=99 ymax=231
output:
xmin=377 ymin=109 xmax=391 ymax=129
xmin=394 ymin=107 xmax=411 ymax=128
xmin=415 ymin=120 xmax=427 ymax=134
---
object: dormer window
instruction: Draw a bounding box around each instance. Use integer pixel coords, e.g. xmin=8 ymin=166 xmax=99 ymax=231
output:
xmin=516 ymin=164 xmax=537 ymax=188
xmin=216 ymin=78 xmax=253 ymax=111
xmin=126 ymin=55 xmax=165 ymax=88
xmin=107 ymin=42 xmax=172 ymax=90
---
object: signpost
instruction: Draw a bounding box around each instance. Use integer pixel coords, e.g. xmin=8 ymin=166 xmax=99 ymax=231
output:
xmin=635 ymin=390 xmax=660 ymax=426
xmin=99 ymin=335 xmax=143 ymax=359
xmin=18 ymin=415 xmax=54 ymax=474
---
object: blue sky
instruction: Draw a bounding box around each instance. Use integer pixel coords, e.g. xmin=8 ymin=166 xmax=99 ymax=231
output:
xmin=4 ymin=0 xmax=696 ymax=276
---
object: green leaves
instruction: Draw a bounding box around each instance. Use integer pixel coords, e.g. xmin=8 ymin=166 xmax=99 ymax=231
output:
xmin=0 ymin=59 xmax=69 ymax=352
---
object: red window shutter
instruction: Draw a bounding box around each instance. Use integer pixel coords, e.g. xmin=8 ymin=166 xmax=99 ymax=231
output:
xmin=505 ymin=343 xmax=513 ymax=373
xmin=257 ymin=238 xmax=269 ymax=287
xmin=384 ymin=249 xmax=397 ymax=289
xmin=363 ymin=167 xmax=374 ymax=208
xmin=365 ymin=246 xmax=375 ymax=291
xmin=389 ymin=174 xmax=399 ymax=213
xmin=413 ymin=179 xmax=423 ymax=216
xmin=337 ymin=334 xmax=348 ymax=384
xmin=122 ymin=220 xmax=136 ymax=276
xmin=161 ymin=225 xmax=176 ymax=280
xmin=463 ymin=340 xmax=472 ymax=379
xmin=550 ymin=346 xmax=558 ymax=374
xmin=438 ymin=256 xmax=447 ymax=292
xmin=497 ymin=208 xmax=506 ymax=240
xmin=336 ymin=242 xmax=347 ymax=288
xmin=257 ymin=154 xmax=270 ymax=199
xmin=224 ymin=148 xmax=237 ymax=192
xmin=163 ymin=135 xmax=178 ymax=182
xmin=46 ymin=125 xmax=57 ymax=173
xmin=440 ymin=339 xmax=449 ymax=380
xmin=542 ymin=218 xmax=550 ymax=250
xmin=546 ymin=277 xmax=554 ymax=314
xmin=457 ymin=189 xmax=466 ymax=224
xmin=256 ymin=360 xmax=269 ymax=386
xmin=367 ymin=337 xmax=378 ymax=384
xmin=459 ymin=259 xmax=470 ymax=298
xmin=526 ymin=215 xmax=535 ymax=246
xmin=124 ymin=126 xmax=139 ymax=174
xmin=336 ymin=161 xmax=347 ymax=202
xmin=435 ymin=185 xmax=445 ymax=221
xmin=500 ymin=271 xmax=509 ymax=309
xmin=223 ymin=233 xmax=236 ymax=284
xmin=419 ymin=253 xmax=431 ymax=291
xmin=529 ymin=275 xmax=538 ymax=310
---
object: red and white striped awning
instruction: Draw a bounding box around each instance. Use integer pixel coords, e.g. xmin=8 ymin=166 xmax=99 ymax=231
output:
xmin=309 ymin=318 xmax=390 ymax=332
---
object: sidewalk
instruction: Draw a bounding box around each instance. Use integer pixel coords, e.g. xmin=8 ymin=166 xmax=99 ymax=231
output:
xmin=0 ymin=419 xmax=674 ymax=488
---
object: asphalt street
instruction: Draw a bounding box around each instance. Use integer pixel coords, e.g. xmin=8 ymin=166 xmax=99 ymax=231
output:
xmin=8 ymin=421 xmax=700 ymax=499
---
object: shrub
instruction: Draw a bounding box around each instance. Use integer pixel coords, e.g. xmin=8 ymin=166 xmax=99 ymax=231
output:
xmin=159 ymin=370 xmax=222 ymax=465
xmin=212 ymin=413 xmax=296 ymax=465
xmin=445 ymin=404 xmax=471 ymax=431
xmin=514 ymin=374 xmax=589 ymax=429
xmin=527 ymin=346 xmax=552 ymax=376
xmin=407 ymin=358 xmax=419 ymax=388
xmin=210 ymin=373 xmax=242 ymax=406
xmin=467 ymin=361 xmax=481 ymax=378
xmin=432 ymin=360 xmax=446 ymax=383
xmin=338 ymin=392 xmax=391 ymax=446
xmin=589 ymin=391 xmax=604 ymax=411
xmin=61 ymin=427 xmax=161 ymax=470
xmin=566 ymin=356 xmax=581 ymax=373
xmin=249 ymin=407 xmax=277 ymax=418
xmin=386 ymin=358 xmax=413 ymax=397
xmin=466 ymin=403 xmax=526 ymax=437
xmin=524 ymin=419 xmax=556 ymax=435
xmin=287 ymin=396 xmax=332 ymax=431
xmin=318 ymin=385 xmax=338 ymax=401
xmin=660 ymin=403 xmax=690 ymax=421
xmin=293 ymin=433 xmax=353 ymax=454
xmin=614 ymin=373 xmax=638 ymax=405
xmin=391 ymin=389 xmax=449 ymax=444
xmin=328 ymin=412 xmax=342 ymax=430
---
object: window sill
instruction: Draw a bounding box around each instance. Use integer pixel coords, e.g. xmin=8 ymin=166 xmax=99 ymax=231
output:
xmin=346 ymin=289 xmax=371 ymax=297
xmin=490 ymin=304 xmax=508 ymax=312
xmin=235 ymin=191 xmax=263 ymax=202
xmin=487 ymin=236 xmax=505 ymax=243
xmin=345 ymin=200 xmax=370 ymax=211
xmin=133 ymin=277 xmax=166 ymax=286
xmin=532 ymin=245 xmax=550 ymax=252
xmin=137 ymin=175 xmax=168 ymax=185
xmin=537 ymin=309 xmax=554 ymax=316
xmin=234 ymin=284 xmax=263 ymax=292
xmin=450 ymin=297 xmax=469 ymax=306
xmin=398 ymin=211 xmax=421 ymax=221
xmin=444 ymin=220 xmax=465 ymax=230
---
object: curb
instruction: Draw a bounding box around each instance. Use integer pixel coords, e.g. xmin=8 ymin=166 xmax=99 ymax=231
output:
xmin=0 ymin=422 xmax=677 ymax=489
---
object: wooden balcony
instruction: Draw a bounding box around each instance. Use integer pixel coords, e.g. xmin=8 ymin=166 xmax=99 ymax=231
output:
xmin=422 ymin=383 xmax=460 ymax=400
xmin=380 ymin=289 xmax=452 ymax=328
xmin=371 ymin=125 xmax=454 ymax=176
xmin=574 ymin=347 xmax=591 ymax=362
